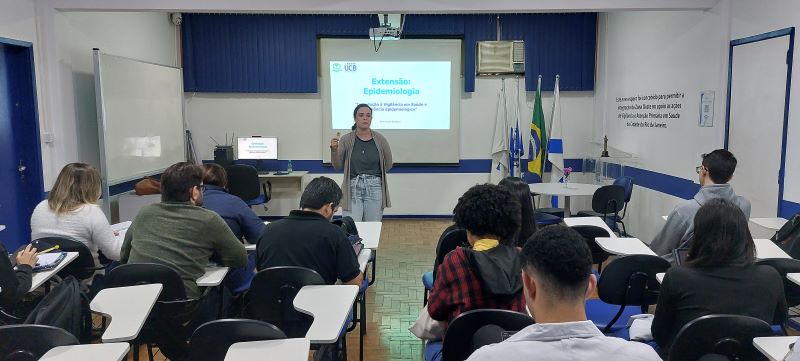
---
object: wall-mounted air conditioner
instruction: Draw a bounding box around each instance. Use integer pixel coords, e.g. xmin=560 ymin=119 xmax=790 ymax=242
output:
xmin=476 ymin=40 xmax=525 ymax=75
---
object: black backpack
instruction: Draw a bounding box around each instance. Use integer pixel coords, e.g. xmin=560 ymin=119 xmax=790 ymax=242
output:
xmin=24 ymin=275 xmax=92 ymax=343
xmin=333 ymin=216 xmax=361 ymax=245
xmin=774 ymin=212 xmax=800 ymax=258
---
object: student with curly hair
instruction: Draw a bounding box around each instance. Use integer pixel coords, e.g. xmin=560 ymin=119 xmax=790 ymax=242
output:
xmin=427 ymin=183 xmax=526 ymax=324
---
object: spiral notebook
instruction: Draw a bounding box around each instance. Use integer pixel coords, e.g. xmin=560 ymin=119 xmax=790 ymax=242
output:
xmin=32 ymin=252 xmax=67 ymax=272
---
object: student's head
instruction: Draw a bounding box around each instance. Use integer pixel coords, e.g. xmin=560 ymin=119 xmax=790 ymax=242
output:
xmin=48 ymin=163 xmax=102 ymax=214
xmin=498 ymin=177 xmax=538 ymax=246
xmin=520 ymin=226 xmax=596 ymax=318
xmin=698 ymin=149 xmax=737 ymax=185
xmin=352 ymin=103 xmax=373 ymax=131
xmin=300 ymin=176 xmax=342 ymax=220
xmin=202 ymin=163 xmax=228 ymax=188
xmin=161 ymin=162 xmax=204 ymax=206
xmin=453 ymin=184 xmax=521 ymax=246
xmin=685 ymin=198 xmax=755 ymax=268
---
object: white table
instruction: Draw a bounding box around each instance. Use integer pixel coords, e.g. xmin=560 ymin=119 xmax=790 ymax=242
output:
xmin=787 ymin=273 xmax=800 ymax=287
xmin=595 ymin=237 xmax=656 ymax=256
xmin=656 ymin=273 xmax=665 ymax=283
xmin=224 ymin=339 xmax=310 ymax=361
xmin=752 ymin=218 xmax=789 ymax=231
xmin=563 ymin=217 xmax=617 ymax=238
xmin=258 ymin=171 xmax=308 ymax=192
xmin=294 ymin=285 xmax=359 ymax=343
xmin=355 ymin=222 xmax=382 ymax=249
xmin=357 ymin=249 xmax=372 ymax=273
xmin=197 ymin=266 xmax=230 ymax=287
xmin=40 ymin=343 xmax=130 ymax=361
xmin=111 ymin=221 xmax=131 ymax=243
xmin=755 ymin=239 xmax=791 ymax=260
xmin=90 ymin=284 xmax=162 ymax=343
xmin=530 ymin=182 xmax=600 ymax=215
xmin=754 ymin=336 xmax=799 ymax=361
xmin=29 ymin=252 xmax=79 ymax=292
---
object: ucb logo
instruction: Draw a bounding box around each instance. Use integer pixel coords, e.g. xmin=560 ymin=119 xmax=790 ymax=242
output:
xmin=332 ymin=63 xmax=342 ymax=72
xmin=344 ymin=63 xmax=357 ymax=72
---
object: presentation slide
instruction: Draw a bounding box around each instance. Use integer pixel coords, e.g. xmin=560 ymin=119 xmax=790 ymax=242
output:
xmin=329 ymin=61 xmax=451 ymax=130
xmin=237 ymin=137 xmax=278 ymax=160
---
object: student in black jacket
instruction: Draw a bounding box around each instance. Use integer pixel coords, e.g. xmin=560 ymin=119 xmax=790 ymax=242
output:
xmin=0 ymin=243 xmax=38 ymax=314
xmin=652 ymin=198 xmax=787 ymax=357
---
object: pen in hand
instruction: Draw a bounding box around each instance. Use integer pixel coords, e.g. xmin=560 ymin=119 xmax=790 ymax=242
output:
xmin=38 ymin=245 xmax=60 ymax=254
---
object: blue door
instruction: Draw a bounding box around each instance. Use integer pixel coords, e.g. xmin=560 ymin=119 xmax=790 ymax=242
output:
xmin=0 ymin=38 xmax=44 ymax=250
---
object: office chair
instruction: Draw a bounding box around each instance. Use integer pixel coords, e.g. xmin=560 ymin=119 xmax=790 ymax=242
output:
xmin=30 ymin=237 xmax=107 ymax=282
xmin=187 ymin=319 xmax=287 ymax=361
xmin=424 ymin=309 xmax=534 ymax=361
xmin=576 ymin=184 xmax=625 ymax=234
xmin=0 ymin=324 xmax=78 ymax=361
xmin=226 ymin=164 xmax=272 ymax=211
xmin=422 ymin=227 xmax=468 ymax=305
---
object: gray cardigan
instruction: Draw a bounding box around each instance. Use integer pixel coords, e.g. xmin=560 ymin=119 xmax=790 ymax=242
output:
xmin=331 ymin=130 xmax=393 ymax=211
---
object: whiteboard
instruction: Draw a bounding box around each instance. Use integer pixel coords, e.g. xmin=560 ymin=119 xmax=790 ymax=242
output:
xmin=94 ymin=51 xmax=185 ymax=186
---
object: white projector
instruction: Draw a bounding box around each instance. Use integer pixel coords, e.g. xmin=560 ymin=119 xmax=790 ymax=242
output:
xmin=369 ymin=26 xmax=401 ymax=40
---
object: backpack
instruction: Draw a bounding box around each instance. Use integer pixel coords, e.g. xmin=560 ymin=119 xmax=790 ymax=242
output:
xmin=333 ymin=216 xmax=362 ymax=245
xmin=24 ymin=275 xmax=92 ymax=343
xmin=774 ymin=212 xmax=800 ymax=258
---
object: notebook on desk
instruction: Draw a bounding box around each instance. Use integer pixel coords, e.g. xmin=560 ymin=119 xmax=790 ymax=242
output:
xmin=32 ymin=252 xmax=67 ymax=272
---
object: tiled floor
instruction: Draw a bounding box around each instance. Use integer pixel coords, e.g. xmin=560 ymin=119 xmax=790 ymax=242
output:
xmin=127 ymin=219 xmax=450 ymax=361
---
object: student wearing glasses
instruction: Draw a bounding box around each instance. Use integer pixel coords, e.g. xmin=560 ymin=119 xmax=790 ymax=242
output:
xmin=650 ymin=150 xmax=751 ymax=263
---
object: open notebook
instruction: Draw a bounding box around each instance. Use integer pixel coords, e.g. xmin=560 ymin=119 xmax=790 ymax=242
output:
xmin=33 ymin=252 xmax=67 ymax=272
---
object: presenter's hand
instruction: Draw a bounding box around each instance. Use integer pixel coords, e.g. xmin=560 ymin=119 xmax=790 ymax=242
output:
xmin=330 ymin=137 xmax=339 ymax=150
xmin=17 ymin=244 xmax=39 ymax=267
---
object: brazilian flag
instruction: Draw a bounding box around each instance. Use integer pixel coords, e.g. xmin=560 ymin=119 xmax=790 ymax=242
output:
xmin=527 ymin=77 xmax=547 ymax=181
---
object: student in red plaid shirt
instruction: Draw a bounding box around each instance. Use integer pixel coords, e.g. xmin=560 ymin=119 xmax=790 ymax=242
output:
xmin=428 ymin=184 xmax=527 ymax=324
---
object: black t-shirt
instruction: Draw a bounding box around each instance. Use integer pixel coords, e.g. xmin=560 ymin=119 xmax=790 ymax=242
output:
xmin=652 ymin=264 xmax=787 ymax=353
xmin=255 ymin=210 xmax=361 ymax=284
xmin=350 ymin=137 xmax=381 ymax=177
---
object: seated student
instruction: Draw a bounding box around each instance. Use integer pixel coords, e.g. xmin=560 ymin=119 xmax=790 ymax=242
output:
xmin=428 ymin=184 xmax=526 ymax=324
xmin=650 ymin=150 xmax=751 ymax=262
xmin=467 ymin=226 xmax=660 ymax=361
xmin=256 ymin=176 xmax=362 ymax=287
xmin=0 ymin=243 xmax=38 ymax=316
xmin=201 ymin=163 xmax=264 ymax=293
xmin=498 ymin=177 xmax=539 ymax=247
xmin=652 ymin=198 xmax=786 ymax=357
xmin=121 ymin=162 xmax=247 ymax=360
xmin=30 ymin=163 xmax=121 ymax=261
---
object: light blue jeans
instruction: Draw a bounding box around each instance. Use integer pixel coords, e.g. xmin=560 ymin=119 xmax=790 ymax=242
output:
xmin=344 ymin=174 xmax=384 ymax=221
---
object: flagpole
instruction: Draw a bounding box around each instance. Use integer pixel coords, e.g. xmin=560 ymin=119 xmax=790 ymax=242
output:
xmin=546 ymin=75 xmax=559 ymax=140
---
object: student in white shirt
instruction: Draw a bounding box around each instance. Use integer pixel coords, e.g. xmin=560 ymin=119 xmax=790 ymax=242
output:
xmin=467 ymin=226 xmax=660 ymax=361
xmin=30 ymin=163 xmax=120 ymax=260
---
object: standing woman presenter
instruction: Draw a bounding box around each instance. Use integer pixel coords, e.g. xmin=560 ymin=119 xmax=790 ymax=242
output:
xmin=330 ymin=103 xmax=393 ymax=221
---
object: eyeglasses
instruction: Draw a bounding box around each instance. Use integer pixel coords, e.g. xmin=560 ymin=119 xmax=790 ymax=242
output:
xmin=695 ymin=166 xmax=705 ymax=174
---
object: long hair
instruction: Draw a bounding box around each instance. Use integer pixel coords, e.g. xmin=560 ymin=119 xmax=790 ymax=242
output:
xmin=684 ymin=198 xmax=755 ymax=268
xmin=47 ymin=163 xmax=102 ymax=214
xmin=498 ymin=177 xmax=538 ymax=247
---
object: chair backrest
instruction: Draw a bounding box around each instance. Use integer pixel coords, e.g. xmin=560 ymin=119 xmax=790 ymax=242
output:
xmin=105 ymin=263 xmax=188 ymax=301
xmin=0 ymin=324 xmax=78 ymax=361
xmin=613 ymin=176 xmax=634 ymax=203
xmin=31 ymin=237 xmax=97 ymax=281
xmin=225 ymin=165 xmax=262 ymax=201
xmin=570 ymin=225 xmax=612 ymax=265
xmin=243 ymin=266 xmax=326 ymax=338
xmin=597 ymin=255 xmax=670 ymax=306
xmin=188 ymin=319 xmax=287 ymax=361
xmin=433 ymin=227 xmax=468 ymax=280
xmin=668 ymin=314 xmax=773 ymax=361
xmin=591 ymin=185 xmax=625 ymax=215
xmin=441 ymin=309 xmax=534 ymax=361
xmin=757 ymin=258 xmax=800 ymax=310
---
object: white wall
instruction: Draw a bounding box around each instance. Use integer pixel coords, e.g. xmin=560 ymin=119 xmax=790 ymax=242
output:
xmin=731 ymin=0 xmax=800 ymax=212
xmin=185 ymin=77 xmax=595 ymax=216
xmin=594 ymin=4 xmax=731 ymax=240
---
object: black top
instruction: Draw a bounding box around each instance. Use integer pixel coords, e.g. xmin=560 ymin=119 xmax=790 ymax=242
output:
xmin=255 ymin=210 xmax=361 ymax=284
xmin=652 ymin=264 xmax=787 ymax=352
xmin=0 ymin=242 xmax=33 ymax=313
xmin=350 ymin=137 xmax=381 ymax=177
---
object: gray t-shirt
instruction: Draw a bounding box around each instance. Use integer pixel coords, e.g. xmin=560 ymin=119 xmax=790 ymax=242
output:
xmin=350 ymin=137 xmax=381 ymax=177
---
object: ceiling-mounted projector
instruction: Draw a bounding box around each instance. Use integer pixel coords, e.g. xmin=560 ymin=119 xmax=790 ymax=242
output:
xmin=370 ymin=14 xmax=403 ymax=40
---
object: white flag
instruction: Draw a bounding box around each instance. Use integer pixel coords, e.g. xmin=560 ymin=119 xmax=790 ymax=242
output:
xmin=547 ymin=76 xmax=565 ymax=206
xmin=490 ymin=84 xmax=509 ymax=184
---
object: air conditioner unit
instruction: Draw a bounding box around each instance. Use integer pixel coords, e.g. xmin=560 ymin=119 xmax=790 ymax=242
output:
xmin=476 ymin=41 xmax=525 ymax=75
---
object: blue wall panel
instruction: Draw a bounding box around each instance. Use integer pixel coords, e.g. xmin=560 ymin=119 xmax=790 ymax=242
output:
xmin=182 ymin=13 xmax=596 ymax=93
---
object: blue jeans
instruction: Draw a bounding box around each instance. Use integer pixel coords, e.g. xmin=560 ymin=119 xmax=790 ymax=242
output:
xmin=344 ymin=174 xmax=383 ymax=221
